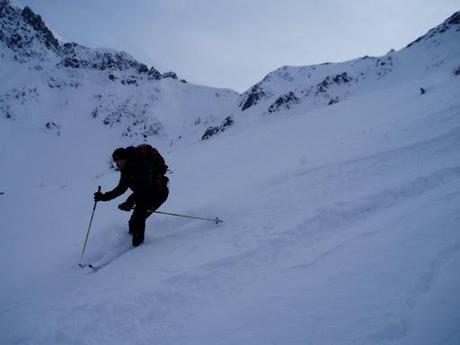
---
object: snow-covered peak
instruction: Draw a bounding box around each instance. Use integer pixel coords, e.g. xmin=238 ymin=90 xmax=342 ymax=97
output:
xmin=238 ymin=11 xmax=460 ymax=115
xmin=0 ymin=0 xmax=164 ymax=77
xmin=0 ymin=0 xmax=240 ymax=147
xmin=406 ymin=11 xmax=460 ymax=49
xmin=0 ymin=0 xmax=59 ymax=60
xmin=58 ymin=42 xmax=159 ymax=79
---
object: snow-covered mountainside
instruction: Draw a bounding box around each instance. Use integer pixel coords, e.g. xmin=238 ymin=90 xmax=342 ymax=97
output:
xmin=0 ymin=0 xmax=238 ymax=141
xmin=1 ymin=1 xmax=460 ymax=344
xmin=237 ymin=11 xmax=460 ymax=116
xmin=0 ymin=0 xmax=239 ymax=190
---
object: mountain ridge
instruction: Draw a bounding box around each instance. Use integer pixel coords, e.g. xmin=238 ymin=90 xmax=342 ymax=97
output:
xmin=0 ymin=0 xmax=164 ymax=78
xmin=237 ymin=10 xmax=460 ymax=115
xmin=1 ymin=1 xmax=459 ymax=144
xmin=0 ymin=0 xmax=239 ymax=145
xmin=0 ymin=0 xmax=460 ymax=145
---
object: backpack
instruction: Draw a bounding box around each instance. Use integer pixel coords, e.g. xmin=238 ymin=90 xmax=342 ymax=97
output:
xmin=136 ymin=144 xmax=168 ymax=177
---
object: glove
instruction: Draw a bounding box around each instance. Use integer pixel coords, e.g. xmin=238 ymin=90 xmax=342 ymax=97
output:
xmin=118 ymin=201 xmax=134 ymax=212
xmin=94 ymin=191 xmax=106 ymax=202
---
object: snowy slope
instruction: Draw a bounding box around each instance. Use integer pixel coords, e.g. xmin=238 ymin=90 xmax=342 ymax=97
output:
xmin=1 ymin=2 xmax=460 ymax=345
xmin=237 ymin=12 xmax=460 ymax=117
xmin=0 ymin=0 xmax=239 ymax=189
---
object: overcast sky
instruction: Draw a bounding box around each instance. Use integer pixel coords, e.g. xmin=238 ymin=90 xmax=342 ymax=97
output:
xmin=15 ymin=0 xmax=460 ymax=92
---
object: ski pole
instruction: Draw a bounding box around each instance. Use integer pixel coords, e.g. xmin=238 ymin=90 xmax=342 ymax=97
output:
xmin=143 ymin=208 xmax=223 ymax=224
xmin=153 ymin=210 xmax=223 ymax=224
xmin=79 ymin=186 xmax=101 ymax=263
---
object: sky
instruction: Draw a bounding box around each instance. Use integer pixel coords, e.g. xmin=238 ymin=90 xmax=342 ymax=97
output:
xmin=15 ymin=0 xmax=460 ymax=92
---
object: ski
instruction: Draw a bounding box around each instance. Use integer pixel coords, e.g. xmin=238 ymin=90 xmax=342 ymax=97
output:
xmin=78 ymin=263 xmax=97 ymax=270
xmin=78 ymin=243 xmax=132 ymax=272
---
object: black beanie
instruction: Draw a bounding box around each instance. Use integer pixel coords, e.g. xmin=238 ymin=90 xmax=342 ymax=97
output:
xmin=112 ymin=147 xmax=127 ymax=161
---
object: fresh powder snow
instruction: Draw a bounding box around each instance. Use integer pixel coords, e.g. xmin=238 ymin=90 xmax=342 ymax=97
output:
xmin=1 ymin=2 xmax=460 ymax=344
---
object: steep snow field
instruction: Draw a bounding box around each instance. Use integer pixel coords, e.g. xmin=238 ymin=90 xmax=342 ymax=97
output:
xmin=1 ymin=2 xmax=460 ymax=344
xmin=1 ymin=70 xmax=460 ymax=344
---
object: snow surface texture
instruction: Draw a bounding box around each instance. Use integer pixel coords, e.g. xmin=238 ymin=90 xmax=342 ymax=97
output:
xmin=1 ymin=1 xmax=460 ymax=344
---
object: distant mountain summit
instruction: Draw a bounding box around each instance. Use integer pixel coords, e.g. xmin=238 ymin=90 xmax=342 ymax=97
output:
xmin=238 ymin=10 xmax=460 ymax=115
xmin=406 ymin=11 xmax=460 ymax=48
xmin=0 ymin=0 xmax=59 ymax=55
xmin=0 ymin=0 xmax=163 ymax=79
xmin=0 ymin=0 xmax=238 ymax=143
xmin=0 ymin=0 xmax=459 ymax=144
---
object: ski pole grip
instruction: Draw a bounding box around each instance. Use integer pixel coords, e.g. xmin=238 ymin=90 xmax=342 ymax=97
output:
xmin=94 ymin=186 xmax=102 ymax=205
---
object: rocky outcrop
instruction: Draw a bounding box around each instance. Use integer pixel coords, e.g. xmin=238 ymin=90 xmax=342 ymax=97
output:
xmin=315 ymin=72 xmax=353 ymax=94
xmin=201 ymin=116 xmax=234 ymax=140
xmin=240 ymin=85 xmax=268 ymax=111
xmin=0 ymin=1 xmax=59 ymax=58
xmin=267 ymin=92 xmax=299 ymax=113
xmin=20 ymin=6 xmax=58 ymax=50
xmin=0 ymin=1 xmax=173 ymax=80
xmin=162 ymin=71 xmax=178 ymax=79
xmin=59 ymin=42 xmax=153 ymax=75
xmin=147 ymin=67 xmax=162 ymax=80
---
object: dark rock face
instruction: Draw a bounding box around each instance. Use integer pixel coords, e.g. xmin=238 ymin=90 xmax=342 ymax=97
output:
xmin=58 ymin=42 xmax=168 ymax=79
xmin=240 ymin=85 xmax=266 ymax=111
xmin=1 ymin=1 xmax=177 ymax=80
xmin=332 ymin=72 xmax=352 ymax=84
xmin=0 ymin=3 xmax=26 ymax=49
xmin=60 ymin=45 xmax=164 ymax=77
xmin=148 ymin=67 xmax=162 ymax=80
xmin=454 ymin=65 xmax=460 ymax=76
xmin=121 ymin=78 xmax=138 ymax=86
xmin=446 ymin=11 xmax=460 ymax=25
xmin=162 ymin=71 xmax=178 ymax=79
xmin=315 ymin=72 xmax=352 ymax=95
xmin=328 ymin=97 xmax=340 ymax=105
xmin=267 ymin=92 xmax=299 ymax=113
xmin=0 ymin=1 xmax=59 ymax=56
xmin=60 ymin=44 xmax=150 ymax=74
xmin=201 ymin=116 xmax=234 ymax=140
xmin=20 ymin=6 xmax=58 ymax=50
xmin=137 ymin=63 xmax=149 ymax=73
xmin=61 ymin=57 xmax=83 ymax=68
xmin=44 ymin=121 xmax=61 ymax=135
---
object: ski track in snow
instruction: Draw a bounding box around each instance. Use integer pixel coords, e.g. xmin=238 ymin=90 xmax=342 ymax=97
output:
xmin=2 ymin=94 xmax=460 ymax=344
xmin=2 ymin=116 xmax=460 ymax=344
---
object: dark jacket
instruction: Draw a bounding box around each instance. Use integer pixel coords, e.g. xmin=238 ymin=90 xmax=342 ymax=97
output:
xmin=103 ymin=151 xmax=168 ymax=205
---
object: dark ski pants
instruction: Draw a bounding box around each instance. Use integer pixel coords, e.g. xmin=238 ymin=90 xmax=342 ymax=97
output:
xmin=129 ymin=189 xmax=168 ymax=247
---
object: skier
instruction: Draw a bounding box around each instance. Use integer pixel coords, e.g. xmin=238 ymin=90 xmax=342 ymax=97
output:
xmin=94 ymin=145 xmax=169 ymax=247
